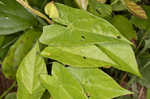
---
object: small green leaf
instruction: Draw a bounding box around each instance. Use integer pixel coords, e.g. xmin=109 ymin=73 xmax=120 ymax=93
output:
xmin=40 ymin=62 xmax=87 ymax=99
xmin=111 ymin=0 xmax=126 ymax=11
xmin=45 ymin=1 xmax=59 ymax=19
xmin=2 ymin=29 xmax=41 ymax=79
xmin=88 ymin=0 xmax=112 ymax=18
xmin=110 ymin=15 xmax=137 ymax=40
xmin=0 ymin=0 xmax=37 ymax=35
xmin=16 ymin=42 xmax=47 ymax=99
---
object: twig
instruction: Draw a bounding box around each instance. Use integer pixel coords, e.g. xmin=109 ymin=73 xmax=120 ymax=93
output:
xmin=138 ymin=87 xmax=144 ymax=99
xmin=16 ymin=0 xmax=52 ymax=24
xmin=0 ymin=81 xmax=17 ymax=99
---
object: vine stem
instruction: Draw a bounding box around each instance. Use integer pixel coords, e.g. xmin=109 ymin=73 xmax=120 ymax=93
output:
xmin=0 ymin=81 xmax=17 ymax=99
xmin=136 ymin=30 xmax=149 ymax=53
xmin=16 ymin=0 xmax=52 ymax=24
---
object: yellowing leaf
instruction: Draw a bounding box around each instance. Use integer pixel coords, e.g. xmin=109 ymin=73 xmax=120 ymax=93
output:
xmin=74 ymin=0 xmax=88 ymax=10
xmin=45 ymin=1 xmax=59 ymax=19
xmin=122 ymin=0 xmax=147 ymax=19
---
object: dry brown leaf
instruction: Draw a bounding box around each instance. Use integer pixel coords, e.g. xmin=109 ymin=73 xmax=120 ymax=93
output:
xmin=122 ymin=0 xmax=147 ymax=19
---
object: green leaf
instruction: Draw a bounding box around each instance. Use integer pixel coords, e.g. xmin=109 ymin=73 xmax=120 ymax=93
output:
xmin=41 ymin=42 xmax=141 ymax=76
xmin=88 ymin=0 xmax=112 ymax=18
xmin=130 ymin=6 xmax=150 ymax=30
xmin=16 ymin=42 xmax=47 ymax=99
xmin=0 ymin=0 xmax=37 ymax=35
xmin=41 ymin=3 xmax=141 ymax=76
xmin=110 ymin=15 xmax=137 ymax=40
xmin=74 ymin=0 xmax=88 ymax=10
xmin=40 ymin=62 xmax=87 ymax=99
xmin=68 ymin=66 xmax=132 ymax=99
xmin=2 ymin=29 xmax=41 ymax=79
xmin=40 ymin=62 xmax=131 ymax=99
xmin=5 ymin=92 xmax=16 ymax=99
xmin=111 ymin=0 xmax=126 ymax=11
xmin=40 ymin=3 xmax=130 ymax=46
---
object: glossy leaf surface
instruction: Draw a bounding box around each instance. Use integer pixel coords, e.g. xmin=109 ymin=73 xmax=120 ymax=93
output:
xmin=0 ymin=0 xmax=37 ymax=35
xmin=16 ymin=43 xmax=47 ymax=99
xmin=2 ymin=29 xmax=41 ymax=79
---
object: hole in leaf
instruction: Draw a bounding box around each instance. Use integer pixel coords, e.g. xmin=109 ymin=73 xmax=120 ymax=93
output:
xmin=86 ymin=93 xmax=91 ymax=98
xmin=117 ymin=36 xmax=121 ymax=39
xmin=83 ymin=56 xmax=87 ymax=59
xmin=64 ymin=65 xmax=69 ymax=67
xmin=81 ymin=35 xmax=86 ymax=40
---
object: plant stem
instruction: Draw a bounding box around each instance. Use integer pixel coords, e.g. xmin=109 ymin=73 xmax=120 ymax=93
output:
xmin=0 ymin=81 xmax=17 ymax=99
xmin=136 ymin=30 xmax=149 ymax=53
xmin=138 ymin=87 xmax=144 ymax=99
xmin=126 ymin=76 xmax=136 ymax=88
xmin=16 ymin=0 xmax=52 ymax=24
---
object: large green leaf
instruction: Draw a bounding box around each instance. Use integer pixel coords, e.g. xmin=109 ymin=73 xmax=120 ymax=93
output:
xmin=16 ymin=42 xmax=47 ymax=99
xmin=0 ymin=0 xmax=37 ymax=35
xmin=40 ymin=62 xmax=87 ymax=99
xmin=2 ymin=29 xmax=41 ymax=79
xmin=40 ymin=3 xmax=130 ymax=46
xmin=41 ymin=42 xmax=140 ymax=76
xmin=68 ymin=66 xmax=132 ymax=99
xmin=110 ymin=15 xmax=137 ymax=40
xmin=40 ymin=62 xmax=131 ymax=99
